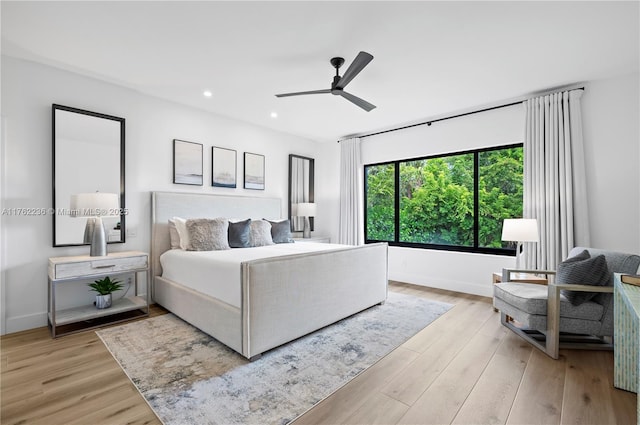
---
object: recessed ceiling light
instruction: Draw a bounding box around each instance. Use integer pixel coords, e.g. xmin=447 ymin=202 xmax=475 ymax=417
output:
xmin=203 ymin=90 xmax=213 ymax=97
xmin=270 ymin=112 xmax=278 ymax=118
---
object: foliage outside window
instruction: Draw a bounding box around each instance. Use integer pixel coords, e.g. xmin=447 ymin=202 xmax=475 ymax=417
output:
xmin=364 ymin=144 xmax=523 ymax=254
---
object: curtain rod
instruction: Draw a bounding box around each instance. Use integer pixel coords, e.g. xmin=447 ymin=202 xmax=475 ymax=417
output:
xmin=338 ymin=85 xmax=585 ymax=143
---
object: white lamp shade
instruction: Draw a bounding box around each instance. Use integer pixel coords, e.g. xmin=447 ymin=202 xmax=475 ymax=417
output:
xmin=296 ymin=202 xmax=316 ymax=217
xmin=501 ymin=218 xmax=539 ymax=242
xmin=70 ymin=192 xmax=120 ymax=217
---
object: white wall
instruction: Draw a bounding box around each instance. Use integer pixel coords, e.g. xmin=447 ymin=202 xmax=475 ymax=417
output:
xmin=361 ymin=73 xmax=640 ymax=297
xmin=314 ymin=141 xmax=342 ymax=244
xmin=0 ymin=56 xmax=326 ymax=334
xmin=582 ymin=72 xmax=640 ymax=253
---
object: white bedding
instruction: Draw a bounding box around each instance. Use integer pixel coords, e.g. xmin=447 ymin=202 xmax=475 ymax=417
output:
xmin=160 ymin=242 xmax=349 ymax=308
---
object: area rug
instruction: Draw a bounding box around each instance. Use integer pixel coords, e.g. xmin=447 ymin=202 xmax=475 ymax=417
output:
xmin=97 ymin=291 xmax=452 ymax=425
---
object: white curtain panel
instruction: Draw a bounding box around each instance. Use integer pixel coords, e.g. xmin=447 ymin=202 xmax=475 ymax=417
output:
xmin=523 ymin=89 xmax=590 ymax=270
xmin=339 ymin=138 xmax=363 ymax=245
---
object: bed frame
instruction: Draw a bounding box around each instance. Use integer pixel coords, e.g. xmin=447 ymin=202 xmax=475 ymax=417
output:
xmin=151 ymin=191 xmax=388 ymax=359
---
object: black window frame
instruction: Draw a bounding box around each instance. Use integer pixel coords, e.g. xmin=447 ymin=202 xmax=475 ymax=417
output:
xmin=364 ymin=143 xmax=523 ymax=256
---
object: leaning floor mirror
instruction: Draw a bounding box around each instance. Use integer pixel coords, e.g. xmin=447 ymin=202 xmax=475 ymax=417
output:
xmin=52 ymin=104 xmax=125 ymax=247
xmin=288 ymin=154 xmax=314 ymax=233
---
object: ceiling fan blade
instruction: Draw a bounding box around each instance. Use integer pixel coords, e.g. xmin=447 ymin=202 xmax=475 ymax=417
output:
xmin=337 ymin=90 xmax=376 ymax=112
xmin=275 ymin=89 xmax=331 ymax=98
xmin=334 ymin=51 xmax=373 ymax=90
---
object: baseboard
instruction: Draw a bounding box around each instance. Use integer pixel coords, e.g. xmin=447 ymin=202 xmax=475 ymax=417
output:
xmin=389 ymin=272 xmax=493 ymax=298
xmin=4 ymin=311 xmax=47 ymax=335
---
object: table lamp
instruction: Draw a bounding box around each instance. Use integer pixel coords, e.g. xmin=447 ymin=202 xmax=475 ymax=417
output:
xmin=70 ymin=192 xmax=120 ymax=256
xmin=296 ymin=202 xmax=316 ymax=239
xmin=501 ymin=218 xmax=539 ymax=269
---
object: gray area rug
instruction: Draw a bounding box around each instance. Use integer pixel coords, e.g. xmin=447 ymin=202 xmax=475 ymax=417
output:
xmin=97 ymin=291 xmax=452 ymax=425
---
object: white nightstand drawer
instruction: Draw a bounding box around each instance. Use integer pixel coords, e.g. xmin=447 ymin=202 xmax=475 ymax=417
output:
xmin=50 ymin=253 xmax=148 ymax=280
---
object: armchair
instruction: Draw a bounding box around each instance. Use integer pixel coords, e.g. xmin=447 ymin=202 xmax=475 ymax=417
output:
xmin=493 ymin=247 xmax=640 ymax=359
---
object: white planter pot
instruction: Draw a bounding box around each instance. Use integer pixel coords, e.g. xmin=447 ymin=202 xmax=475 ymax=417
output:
xmin=95 ymin=294 xmax=112 ymax=309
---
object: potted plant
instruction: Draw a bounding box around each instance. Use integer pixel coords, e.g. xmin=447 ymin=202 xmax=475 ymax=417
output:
xmin=88 ymin=276 xmax=124 ymax=309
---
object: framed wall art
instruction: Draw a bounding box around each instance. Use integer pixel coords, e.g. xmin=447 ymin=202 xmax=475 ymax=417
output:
xmin=212 ymin=146 xmax=237 ymax=188
xmin=173 ymin=139 xmax=203 ymax=185
xmin=244 ymin=152 xmax=265 ymax=190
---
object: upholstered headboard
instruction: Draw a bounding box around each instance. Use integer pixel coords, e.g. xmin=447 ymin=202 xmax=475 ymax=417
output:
xmin=150 ymin=191 xmax=281 ymax=281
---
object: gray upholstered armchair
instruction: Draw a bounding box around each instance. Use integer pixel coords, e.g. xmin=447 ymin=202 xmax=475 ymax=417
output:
xmin=493 ymin=247 xmax=640 ymax=359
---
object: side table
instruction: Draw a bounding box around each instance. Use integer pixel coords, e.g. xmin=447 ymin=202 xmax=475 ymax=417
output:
xmin=48 ymin=251 xmax=150 ymax=337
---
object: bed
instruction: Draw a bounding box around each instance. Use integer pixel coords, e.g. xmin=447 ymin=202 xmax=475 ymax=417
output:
xmin=151 ymin=191 xmax=388 ymax=359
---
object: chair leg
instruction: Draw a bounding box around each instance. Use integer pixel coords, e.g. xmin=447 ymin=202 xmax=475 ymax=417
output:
xmin=546 ymin=284 xmax=561 ymax=359
xmin=500 ymin=312 xmax=559 ymax=359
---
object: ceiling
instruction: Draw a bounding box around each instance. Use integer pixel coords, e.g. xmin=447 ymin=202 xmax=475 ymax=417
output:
xmin=2 ymin=1 xmax=638 ymax=143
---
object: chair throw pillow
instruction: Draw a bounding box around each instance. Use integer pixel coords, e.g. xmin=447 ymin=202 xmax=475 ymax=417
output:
xmin=267 ymin=219 xmax=294 ymax=244
xmin=186 ymin=218 xmax=230 ymax=251
xmin=557 ymin=249 xmax=610 ymax=306
xmin=228 ymin=219 xmax=251 ymax=248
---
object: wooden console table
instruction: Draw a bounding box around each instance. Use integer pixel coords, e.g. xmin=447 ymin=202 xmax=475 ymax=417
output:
xmin=613 ymin=273 xmax=640 ymax=423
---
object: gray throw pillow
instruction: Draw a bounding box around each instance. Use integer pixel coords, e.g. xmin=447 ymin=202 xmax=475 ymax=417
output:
xmin=228 ymin=219 xmax=251 ymax=248
xmin=267 ymin=219 xmax=294 ymax=244
xmin=186 ymin=218 xmax=230 ymax=251
xmin=250 ymin=220 xmax=274 ymax=247
xmin=558 ymin=249 xmax=610 ymax=306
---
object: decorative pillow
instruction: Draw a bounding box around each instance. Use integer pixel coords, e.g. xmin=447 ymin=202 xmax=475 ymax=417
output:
xmin=267 ymin=219 xmax=294 ymax=244
xmin=249 ymin=220 xmax=274 ymax=247
xmin=558 ymin=249 xmax=610 ymax=306
xmin=168 ymin=219 xmax=181 ymax=249
xmin=172 ymin=217 xmax=190 ymax=250
xmin=186 ymin=218 xmax=230 ymax=251
xmin=228 ymin=219 xmax=251 ymax=248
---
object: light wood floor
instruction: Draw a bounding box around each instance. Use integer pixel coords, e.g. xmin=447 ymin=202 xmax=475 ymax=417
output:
xmin=1 ymin=282 xmax=636 ymax=425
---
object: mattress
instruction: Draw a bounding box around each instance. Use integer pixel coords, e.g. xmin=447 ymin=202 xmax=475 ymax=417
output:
xmin=159 ymin=242 xmax=349 ymax=308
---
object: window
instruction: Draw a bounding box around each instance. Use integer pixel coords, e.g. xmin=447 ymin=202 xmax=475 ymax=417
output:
xmin=364 ymin=144 xmax=523 ymax=254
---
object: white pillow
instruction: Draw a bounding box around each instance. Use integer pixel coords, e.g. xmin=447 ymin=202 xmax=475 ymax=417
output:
xmin=250 ymin=220 xmax=275 ymax=247
xmin=172 ymin=216 xmax=190 ymax=250
xmin=168 ymin=219 xmax=181 ymax=249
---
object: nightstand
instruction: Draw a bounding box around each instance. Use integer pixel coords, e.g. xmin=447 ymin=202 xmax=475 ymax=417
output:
xmin=48 ymin=251 xmax=149 ymax=338
xmin=293 ymin=236 xmax=331 ymax=243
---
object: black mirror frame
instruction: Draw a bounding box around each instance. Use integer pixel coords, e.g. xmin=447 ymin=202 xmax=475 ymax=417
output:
xmin=288 ymin=154 xmax=315 ymax=232
xmin=52 ymin=104 xmax=126 ymax=247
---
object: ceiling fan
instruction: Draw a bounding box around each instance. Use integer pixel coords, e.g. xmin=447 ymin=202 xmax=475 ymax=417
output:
xmin=275 ymin=51 xmax=376 ymax=112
